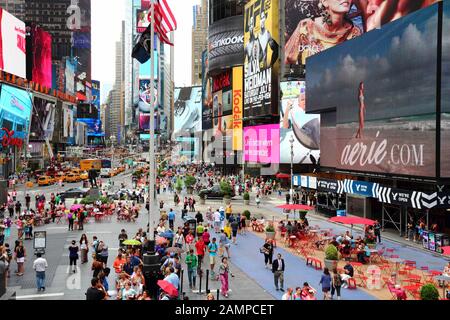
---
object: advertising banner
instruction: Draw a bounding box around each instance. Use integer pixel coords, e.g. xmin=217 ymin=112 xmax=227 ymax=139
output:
xmin=173 ymin=87 xmax=202 ymax=136
xmin=0 ymin=8 xmax=26 ymax=78
xmin=441 ymin=1 xmax=450 ymax=177
xmin=77 ymin=104 xmax=99 ymax=120
xmin=307 ymin=5 xmax=438 ymax=177
xmin=0 ymin=84 xmax=32 ymax=141
xmin=72 ymin=0 xmax=92 ymax=82
xmin=91 ymin=80 xmax=100 ymax=109
xmin=27 ymin=25 xmax=52 ymax=88
xmin=137 ymin=9 xmax=150 ymax=33
xmin=317 ymin=178 xmax=338 ymax=193
xmin=65 ymin=59 xmax=76 ymax=95
xmin=139 ymin=50 xmax=158 ymax=78
xmin=243 ymin=0 xmax=280 ymax=118
xmin=212 ymin=90 xmax=223 ymax=136
xmin=138 ymin=113 xmax=160 ymax=132
xmin=284 ymin=0 xmax=440 ymax=79
xmin=232 ymin=67 xmax=243 ymax=151
xmin=202 ymin=50 xmax=213 ymax=130
xmin=293 ymin=175 xmax=318 ymax=190
xmin=30 ymin=96 xmax=56 ymax=141
xmin=280 ymin=81 xmax=320 ymax=164
xmin=63 ymin=105 xmax=74 ymax=138
xmin=208 ymin=15 xmax=244 ymax=73
xmin=137 ymin=79 xmax=158 ymax=113
xmin=243 ymin=124 xmax=280 ymax=164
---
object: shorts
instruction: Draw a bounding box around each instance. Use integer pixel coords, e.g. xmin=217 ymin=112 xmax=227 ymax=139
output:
xmin=232 ymin=230 xmax=237 ymax=237
xmin=209 ymin=255 xmax=216 ymax=265
xmin=17 ymin=257 xmax=25 ymax=263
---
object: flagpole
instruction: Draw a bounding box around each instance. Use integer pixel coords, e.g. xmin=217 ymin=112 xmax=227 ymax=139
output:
xmin=148 ymin=0 xmax=156 ymax=240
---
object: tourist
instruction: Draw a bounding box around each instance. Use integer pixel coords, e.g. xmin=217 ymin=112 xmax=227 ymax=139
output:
xmin=195 ymin=237 xmax=206 ymax=268
xmin=219 ymin=229 xmax=231 ymax=258
xmin=196 ymin=222 xmax=205 ymax=239
xmin=319 ymin=268 xmax=332 ymax=300
xmin=261 ymin=239 xmax=274 ymax=269
xmin=113 ymin=253 xmax=126 ymax=274
xmin=68 ymin=240 xmax=79 ymax=274
xmin=15 ymin=240 xmax=26 ymax=276
xmin=86 ymin=278 xmax=106 ymax=300
xmin=331 ymin=268 xmax=342 ymax=300
xmin=281 ymin=287 xmax=293 ymax=300
xmin=230 ymin=218 xmax=239 ymax=244
xmin=208 ymin=238 xmax=218 ymax=278
xmin=185 ymin=249 xmax=198 ymax=289
xmin=168 ymin=208 xmax=176 ymax=230
xmin=195 ymin=211 xmax=203 ymax=224
xmin=272 ymin=253 xmax=285 ymax=292
xmin=32 ymin=253 xmax=48 ymax=292
xmin=219 ymin=257 xmax=231 ymax=298
xmin=293 ymin=287 xmax=302 ymax=300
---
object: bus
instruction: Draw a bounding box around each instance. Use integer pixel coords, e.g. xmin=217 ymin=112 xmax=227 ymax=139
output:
xmin=79 ymin=159 xmax=102 ymax=171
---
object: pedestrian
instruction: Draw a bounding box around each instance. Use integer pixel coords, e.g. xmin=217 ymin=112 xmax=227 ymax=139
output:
xmin=195 ymin=236 xmax=206 ymax=268
xmin=195 ymin=211 xmax=203 ymax=224
xmin=208 ymin=238 xmax=218 ymax=278
xmin=319 ymin=267 xmax=332 ymax=300
xmin=168 ymin=208 xmax=175 ymax=230
xmin=374 ymin=220 xmax=382 ymax=243
xmin=67 ymin=210 xmax=74 ymax=231
xmin=118 ymin=229 xmax=128 ymax=248
xmin=230 ymin=218 xmax=239 ymax=244
xmin=0 ymin=220 xmax=5 ymax=246
xmin=202 ymin=228 xmax=210 ymax=247
xmin=14 ymin=240 xmax=26 ymax=276
xmin=80 ymin=234 xmax=89 ymax=264
xmin=98 ymin=241 xmax=109 ymax=266
xmin=255 ymin=194 xmax=261 ymax=208
xmin=78 ymin=209 xmax=85 ymax=231
xmin=331 ymin=268 xmax=342 ymax=300
xmin=219 ymin=257 xmax=231 ymax=298
xmin=32 ymin=253 xmax=48 ymax=292
xmin=91 ymin=255 xmax=104 ymax=278
xmin=25 ymin=194 xmax=31 ymax=211
xmin=185 ymin=230 xmax=195 ymax=252
xmin=86 ymin=278 xmax=106 ymax=300
xmin=285 ymin=192 xmax=290 ymax=204
xmin=213 ymin=209 xmax=221 ymax=233
xmin=281 ymin=287 xmax=294 ymax=300
xmin=15 ymin=201 xmax=22 ymax=216
xmin=185 ymin=249 xmax=198 ymax=289
xmin=196 ymin=222 xmax=204 ymax=239
xmin=272 ymin=253 xmax=285 ymax=292
xmin=68 ymin=240 xmax=79 ymax=273
xmin=261 ymin=239 xmax=274 ymax=269
xmin=218 ymin=229 xmax=231 ymax=258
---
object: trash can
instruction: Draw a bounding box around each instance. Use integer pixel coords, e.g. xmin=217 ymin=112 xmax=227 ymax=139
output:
xmin=182 ymin=216 xmax=197 ymax=237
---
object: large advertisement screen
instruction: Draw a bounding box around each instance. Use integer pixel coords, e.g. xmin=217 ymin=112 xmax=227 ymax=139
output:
xmin=0 ymin=8 xmax=26 ymax=78
xmin=232 ymin=67 xmax=243 ymax=151
xmin=244 ymin=124 xmax=280 ymax=164
xmin=77 ymin=104 xmax=99 ymax=119
xmin=442 ymin=1 xmax=450 ymax=177
xmin=72 ymin=0 xmax=92 ymax=82
xmin=0 ymin=84 xmax=32 ymax=140
xmin=137 ymin=9 xmax=150 ymax=33
xmin=173 ymin=87 xmax=202 ymax=136
xmin=202 ymin=50 xmax=213 ymax=130
xmin=208 ymin=15 xmax=244 ymax=73
xmin=27 ymin=25 xmax=52 ymax=88
xmin=280 ymin=81 xmax=320 ymax=164
xmin=30 ymin=96 xmax=56 ymax=141
xmin=137 ymin=79 xmax=158 ymax=113
xmin=243 ymin=0 xmax=280 ymax=118
xmin=307 ymin=4 xmax=438 ymax=177
xmin=91 ymin=80 xmax=100 ymax=109
xmin=63 ymin=105 xmax=74 ymax=139
xmin=65 ymin=59 xmax=76 ymax=95
xmin=284 ymin=0 xmax=439 ymax=79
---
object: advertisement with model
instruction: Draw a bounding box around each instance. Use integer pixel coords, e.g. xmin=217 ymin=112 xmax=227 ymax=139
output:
xmin=280 ymin=81 xmax=320 ymax=164
xmin=173 ymin=87 xmax=202 ymax=136
xmin=202 ymin=50 xmax=213 ymax=130
xmin=284 ymin=0 xmax=439 ymax=79
xmin=0 ymin=84 xmax=32 ymax=141
xmin=243 ymin=0 xmax=280 ymax=118
xmin=63 ymin=105 xmax=74 ymax=139
xmin=26 ymin=25 xmax=53 ymax=88
xmin=208 ymin=15 xmax=244 ymax=73
xmin=244 ymin=124 xmax=280 ymax=164
xmin=307 ymin=4 xmax=438 ymax=177
xmin=30 ymin=96 xmax=56 ymax=142
xmin=0 ymin=8 xmax=26 ymax=78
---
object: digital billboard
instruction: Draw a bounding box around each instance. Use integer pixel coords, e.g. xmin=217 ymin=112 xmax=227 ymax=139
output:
xmin=91 ymin=80 xmax=100 ymax=109
xmin=137 ymin=9 xmax=150 ymax=33
xmin=138 ymin=113 xmax=160 ymax=132
xmin=307 ymin=4 xmax=438 ymax=177
xmin=26 ymin=25 xmax=52 ymax=88
xmin=212 ymin=90 xmax=223 ymax=136
xmin=63 ymin=105 xmax=74 ymax=139
xmin=65 ymin=59 xmax=76 ymax=95
xmin=77 ymin=104 xmax=99 ymax=119
xmin=0 ymin=84 xmax=32 ymax=141
xmin=244 ymin=124 xmax=280 ymax=164
xmin=243 ymin=0 xmax=280 ymax=118
xmin=0 ymin=8 xmax=26 ymax=78
xmin=232 ymin=66 xmax=243 ymax=151
xmin=30 ymin=96 xmax=56 ymax=141
xmin=139 ymin=50 xmax=158 ymax=78
xmin=173 ymin=87 xmax=202 ymax=136
xmin=280 ymin=81 xmax=320 ymax=164
xmin=284 ymin=0 xmax=440 ymax=79
xmin=72 ymin=0 xmax=92 ymax=82
xmin=201 ymin=50 xmax=213 ymax=130
xmin=137 ymin=79 xmax=158 ymax=113
xmin=442 ymin=0 xmax=450 ymax=177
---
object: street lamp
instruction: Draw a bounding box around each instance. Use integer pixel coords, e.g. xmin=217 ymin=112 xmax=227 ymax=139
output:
xmin=289 ymin=135 xmax=295 ymax=198
xmin=110 ymin=135 xmax=116 ymax=166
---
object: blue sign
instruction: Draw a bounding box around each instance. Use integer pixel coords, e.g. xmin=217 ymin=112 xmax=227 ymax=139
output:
xmin=337 ymin=210 xmax=347 ymax=217
xmin=343 ymin=179 xmax=376 ymax=198
xmin=73 ymin=32 xmax=91 ymax=49
xmin=0 ymin=84 xmax=33 ymax=140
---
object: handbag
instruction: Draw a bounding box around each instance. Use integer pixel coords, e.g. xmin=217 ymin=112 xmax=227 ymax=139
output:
xmin=260 ymin=247 xmax=268 ymax=254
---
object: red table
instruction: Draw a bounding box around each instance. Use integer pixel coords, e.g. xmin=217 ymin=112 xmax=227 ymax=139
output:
xmin=350 ymin=262 xmax=363 ymax=273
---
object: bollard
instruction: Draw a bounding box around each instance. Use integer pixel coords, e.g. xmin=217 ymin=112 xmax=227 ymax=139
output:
xmin=206 ymin=269 xmax=210 ymax=293
xmin=198 ymin=268 xmax=202 ymax=295
xmin=180 ymin=269 xmax=184 ymax=299
xmin=217 ymin=288 xmax=220 ymax=300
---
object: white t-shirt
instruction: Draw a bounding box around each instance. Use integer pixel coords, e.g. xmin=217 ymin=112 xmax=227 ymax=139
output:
xmin=281 ymin=293 xmax=292 ymax=300
xmin=33 ymin=258 xmax=48 ymax=272
xmin=214 ymin=211 xmax=221 ymax=222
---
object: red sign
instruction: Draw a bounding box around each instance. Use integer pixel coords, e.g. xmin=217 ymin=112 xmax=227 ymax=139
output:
xmin=213 ymin=70 xmax=231 ymax=92
xmin=1 ymin=128 xmax=23 ymax=149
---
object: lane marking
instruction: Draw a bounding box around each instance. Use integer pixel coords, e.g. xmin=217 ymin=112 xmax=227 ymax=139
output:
xmin=16 ymin=292 xmax=65 ymax=299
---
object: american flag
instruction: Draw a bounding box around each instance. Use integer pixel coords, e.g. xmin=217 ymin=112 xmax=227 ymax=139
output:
xmin=147 ymin=0 xmax=177 ymax=46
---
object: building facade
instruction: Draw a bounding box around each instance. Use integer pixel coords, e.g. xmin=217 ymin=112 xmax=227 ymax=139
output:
xmin=191 ymin=0 xmax=208 ymax=86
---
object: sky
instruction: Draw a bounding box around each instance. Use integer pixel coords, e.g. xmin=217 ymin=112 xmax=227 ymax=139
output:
xmin=92 ymin=0 xmax=199 ymax=104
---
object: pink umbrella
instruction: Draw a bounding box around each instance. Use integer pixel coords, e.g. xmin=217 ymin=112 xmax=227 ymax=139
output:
xmin=441 ymin=246 xmax=450 ymax=256
xmin=70 ymin=204 xmax=82 ymax=211
xmin=276 ymin=204 xmax=314 ymax=211
xmin=329 ymin=216 xmax=376 ymax=234
xmin=157 ymin=280 xmax=178 ymax=298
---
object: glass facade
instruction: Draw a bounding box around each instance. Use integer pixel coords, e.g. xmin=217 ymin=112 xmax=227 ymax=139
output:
xmin=209 ymin=0 xmax=243 ymax=25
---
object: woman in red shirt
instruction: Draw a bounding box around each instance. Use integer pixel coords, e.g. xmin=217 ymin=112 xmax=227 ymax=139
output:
xmin=195 ymin=237 xmax=206 ymax=267
xmin=185 ymin=230 xmax=195 ymax=252
xmin=202 ymin=228 xmax=211 ymax=246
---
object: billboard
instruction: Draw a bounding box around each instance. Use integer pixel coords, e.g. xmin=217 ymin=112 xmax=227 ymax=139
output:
xmin=0 ymin=8 xmax=26 ymax=78
xmin=138 ymin=79 xmax=158 ymax=113
xmin=232 ymin=66 xmax=243 ymax=151
xmin=65 ymin=59 xmax=76 ymax=95
xmin=63 ymin=105 xmax=74 ymax=138
xmin=72 ymin=0 xmax=92 ymax=82
xmin=139 ymin=113 xmax=160 ymax=132
xmin=0 ymin=84 xmax=32 ymax=141
xmin=284 ymin=0 xmax=440 ymax=79
xmin=208 ymin=15 xmax=244 ymax=73
xmin=137 ymin=9 xmax=150 ymax=33
xmin=442 ymin=1 xmax=450 ymax=177
xmin=26 ymin=25 xmax=52 ymax=88
xmin=29 ymin=96 xmax=56 ymax=141
xmin=202 ymin=50 xmax=213 ymax=130
xmin=280 ymin=81 xmax=320 ymax=164
xmin=173 ymin=87 xmax=202 ymax=135
xmin=243 ymin=0 xmax=280 ymax=118
xmin=212 ymin=90 xmax=223 ymax=136
xmin=307 ymin=4 xmax=438 ymax=177
xmin=244 ymin=124 xmax=280 ymax=164
xmin=77 ymin=104 xmax=99 ymax=119
xmin=139 ymin=50 xmax=158 ymax=78
xmin=91 ymin=80 xmax=100 ymax=109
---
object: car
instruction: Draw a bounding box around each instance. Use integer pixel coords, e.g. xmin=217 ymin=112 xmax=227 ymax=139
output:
xmin=71 ymin=168 xmax=82 ymax=175
xmin=198 ymin=185 xmax=235 ymax=199
xmin=66 ymin=173 xmax=81 ymax=183
xmin=80 ymin=171 xmax=89 ymax=180
xmin=38 ymin=176 xmax=54 ymax=186
xmin=54 ymin=172 xmax=66 ymax=183
xmin=58 ymin=188 xmax=89 ymax=199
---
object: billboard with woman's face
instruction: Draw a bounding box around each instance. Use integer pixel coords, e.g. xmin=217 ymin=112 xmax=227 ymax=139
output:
xmin=284 ymin=0 xmax=440 ymax=79
xmin=307 ymin=4 xmax=438 ymax=177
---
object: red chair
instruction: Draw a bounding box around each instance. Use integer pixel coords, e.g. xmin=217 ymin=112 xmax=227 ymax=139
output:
xmin=347 ymin=278 xmax=357 ymax=289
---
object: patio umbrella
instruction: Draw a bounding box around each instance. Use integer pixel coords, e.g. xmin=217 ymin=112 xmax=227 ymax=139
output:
xmin=275 ymin=173 xmax=291 ymax=179
xmin=441 ymin=246 xmax=450 ymax=256
xmin=276 ymin=204 xmax=314 ymax=211
xmin=166 ymin=246 xmax=185 ymax=254
xmin=122 ymin=239 xmax=142 ymax=246
xmin=157 ymin=280 xmax=179 ymax=298
xmin=70 ymin=204 xmax=82 ymax=211
xmin=328 ymin=216 xmax=376 ymax=234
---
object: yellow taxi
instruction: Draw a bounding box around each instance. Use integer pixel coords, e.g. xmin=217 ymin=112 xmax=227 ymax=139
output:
xmin=71 ymin=168 xmax=82 ymax=175
xmin=80 ymin=171 xmax=89 ymax=180
xmin=110 ymin=168 xmax=118 ymax=177
xmin=55 ymin=172 xmax=66 ymax=183
xmin=66 ymin=172 xmax=81 ymax=183
xmin=38 ymin=175 xmax=54 ymax=186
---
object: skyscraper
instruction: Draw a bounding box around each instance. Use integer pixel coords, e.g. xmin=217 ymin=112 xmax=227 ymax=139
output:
xmin=0 ymin=0 xmax=25 ymax=20
xmin=191 ymin=0 xmax=208 ymax=86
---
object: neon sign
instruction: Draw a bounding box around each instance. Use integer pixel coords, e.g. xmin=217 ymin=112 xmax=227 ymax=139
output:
xmin=1 ymin=128 xmax=24 ymax=149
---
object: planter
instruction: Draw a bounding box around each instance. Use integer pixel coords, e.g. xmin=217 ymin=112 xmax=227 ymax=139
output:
xmin=223 ymin=197 xmax=231 ymax=205
xmin=244 ymin=199 xmax=250 ymax=206
xmin=199 ymin=198 xmax=205 ymax=205
xmin=265 ymin=231 xmax=275 ymax=240
xmin=186 ymin=187 xmax=194 ymax=195
xmin=324 ymin=259 xmax=338 ymax=271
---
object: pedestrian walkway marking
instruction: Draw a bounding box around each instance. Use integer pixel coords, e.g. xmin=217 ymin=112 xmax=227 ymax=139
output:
xmin=16 ymin=293 xmax=65 ymax=299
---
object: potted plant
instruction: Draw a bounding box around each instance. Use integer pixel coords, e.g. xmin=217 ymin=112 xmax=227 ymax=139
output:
xmin=184 ymin=175 xmax=196 ymax=194
xmin=420 ymin=284 xmax=440 ymax=300
xmin=220 ymin=181 xmax=233 ymax=205
xmin=243 ymin=192 xmax=250 ymax=205
xmin=265 ymin=223 xmax=276 ymax=240
xmin=175 ymin=177 xmax=183 ymax=194
xmin=199 ymin=192 xmax=206 ymax=205
xmin=242 ymin=210 xmax=251 ymax=227
xmin=324 ymin=244 xmax=339 ymax=270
